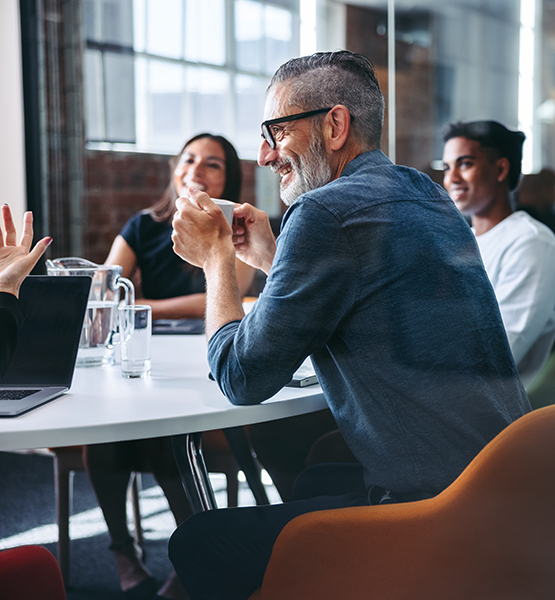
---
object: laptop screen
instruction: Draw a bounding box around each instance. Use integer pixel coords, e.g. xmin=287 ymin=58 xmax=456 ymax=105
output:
xmin=0 ymin=275 xmax=91 ymax=387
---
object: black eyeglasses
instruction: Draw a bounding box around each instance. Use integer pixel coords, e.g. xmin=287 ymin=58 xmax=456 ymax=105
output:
xmin=260 ymin=108 xmax=333 ymax=150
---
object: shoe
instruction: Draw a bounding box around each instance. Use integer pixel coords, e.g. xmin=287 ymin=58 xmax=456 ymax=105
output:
xmin=122 ymin=577 xmax=158 ymax=600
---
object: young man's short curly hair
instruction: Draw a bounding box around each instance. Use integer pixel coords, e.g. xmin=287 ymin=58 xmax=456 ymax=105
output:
xmin=443 ymin=120 xmax=525 ymax=190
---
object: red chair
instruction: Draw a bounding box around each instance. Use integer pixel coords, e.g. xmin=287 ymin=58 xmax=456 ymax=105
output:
xmin=0 ymin=545 xmax=66 ymax=600
xmin=249 ymin=405 xmax=555 ymax=600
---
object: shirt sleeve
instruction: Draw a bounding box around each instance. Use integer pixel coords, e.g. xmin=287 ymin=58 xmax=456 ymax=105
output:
xmin=207 ymin=199 xmax=357 ymax=405
xmin=492 ymin=235 xmax=555 ymax=366
xmin=0 ymin=292 xmax=26 ymax=378
xmin=119 ymin=213 xmax=143 ymax=255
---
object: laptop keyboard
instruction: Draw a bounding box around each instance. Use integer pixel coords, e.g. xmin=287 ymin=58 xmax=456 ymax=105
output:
xmin=0 ymin=389 xmax=41 ymax=400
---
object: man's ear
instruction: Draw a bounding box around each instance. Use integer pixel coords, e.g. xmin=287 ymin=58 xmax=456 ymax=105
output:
xmin=324 ymin=105 xmax=352 ymax=151
xmin=496 ymin=157 xmax=511 ymax=184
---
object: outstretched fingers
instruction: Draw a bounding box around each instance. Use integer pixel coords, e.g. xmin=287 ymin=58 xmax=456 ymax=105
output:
xmin=19 ymin=211 xmax=35 ymax=251
xmin=30 ymin=235 xmax=53 ymax=262
xmin=0 ymin=205 xmax=17 ymax=247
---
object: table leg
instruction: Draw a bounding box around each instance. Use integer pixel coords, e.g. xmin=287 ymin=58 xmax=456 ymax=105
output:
xmin=223 ymin=426 xmax=270 ymax=506
xmin=172 ymin=433 xmax=217 ymax=513
xmin=173 ymin=427 xmax=269 ymax=512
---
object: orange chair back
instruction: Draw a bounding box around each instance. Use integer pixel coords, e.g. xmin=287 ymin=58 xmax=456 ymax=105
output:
xmin=253 ymin=406 xmax=555 ymax=599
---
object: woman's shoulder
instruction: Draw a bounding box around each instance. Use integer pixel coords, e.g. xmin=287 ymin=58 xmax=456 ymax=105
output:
xmin=120 ymin=210 xmax=171 ymax=252
xmin=123 ymin=210 xmax=170 ymax=235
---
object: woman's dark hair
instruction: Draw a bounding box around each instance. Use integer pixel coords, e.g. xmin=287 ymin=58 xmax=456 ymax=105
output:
xmin=150 ymin=133 xmax=242 ymax=223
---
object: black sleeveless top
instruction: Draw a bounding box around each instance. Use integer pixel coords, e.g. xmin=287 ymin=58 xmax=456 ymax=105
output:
xmin=120 ymin=211 xmax=206 ymax=299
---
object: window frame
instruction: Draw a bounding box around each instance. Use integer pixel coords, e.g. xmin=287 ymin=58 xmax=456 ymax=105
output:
xmin=83 ymin=0 xmax=300 ymax=159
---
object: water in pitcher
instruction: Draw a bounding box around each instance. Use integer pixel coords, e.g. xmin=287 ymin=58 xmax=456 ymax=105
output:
xmin=46 ymin=257 xmax=135 ymax=368
xmin=78 ymin=300 xmax=118 ymax=366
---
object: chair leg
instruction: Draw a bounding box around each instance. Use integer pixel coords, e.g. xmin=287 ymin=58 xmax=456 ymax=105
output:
xmin=224 ymin=427 xmax=270 ymax=505
xmin=172 ymin=433 xmax=218 ymax=513
xmin=51 ymin=448 xmax=145 ymax=586
xmin=53 ymin=456 xmax=72 ymax=585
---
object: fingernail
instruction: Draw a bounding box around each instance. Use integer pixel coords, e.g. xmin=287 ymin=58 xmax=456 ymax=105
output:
xmin=46 ymin=237 xmax=53 ymax=246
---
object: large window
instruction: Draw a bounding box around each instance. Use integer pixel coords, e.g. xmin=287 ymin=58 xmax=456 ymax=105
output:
xmin=83 ymin=0 xmax=300 ymax=158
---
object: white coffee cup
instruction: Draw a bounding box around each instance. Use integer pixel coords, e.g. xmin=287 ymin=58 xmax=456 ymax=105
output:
xmin=212 ymin=198 xmax=235 ymax=225
xmin=187 ymin=196 xmax=235 ymax=225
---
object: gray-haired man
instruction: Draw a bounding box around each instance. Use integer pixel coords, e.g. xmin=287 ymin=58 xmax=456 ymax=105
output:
xmin=169 ymin=51 xmax=529 ymax=600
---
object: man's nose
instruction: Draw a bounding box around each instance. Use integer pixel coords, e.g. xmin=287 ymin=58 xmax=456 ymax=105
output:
xmin=258 ymin=139 xmax=278 ymax=167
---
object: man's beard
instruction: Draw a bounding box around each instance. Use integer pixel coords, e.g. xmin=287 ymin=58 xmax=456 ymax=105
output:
xmin=275 ymin=133 xmax=332 ymax=206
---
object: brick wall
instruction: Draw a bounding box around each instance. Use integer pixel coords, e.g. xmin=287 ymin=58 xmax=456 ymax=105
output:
xmin=346 ymin=5 xmax=434 ymax=173
xmin=83 ymin=150 xmax=257 ymax=264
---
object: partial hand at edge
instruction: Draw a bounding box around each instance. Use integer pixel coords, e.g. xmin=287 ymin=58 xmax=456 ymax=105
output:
xmin=0 ymin=206 xmax=52 ymax=298
xmin=232 ymin=203 xmax=276 ymax=275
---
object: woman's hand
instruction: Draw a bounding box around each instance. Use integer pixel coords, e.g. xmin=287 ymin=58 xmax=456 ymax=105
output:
xmin=0 ymin=206 xmax=52 ymax=297
xmin=232 ymin=203 xmax=276 ymax=275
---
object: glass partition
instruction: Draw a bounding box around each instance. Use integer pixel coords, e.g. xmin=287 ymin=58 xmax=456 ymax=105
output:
xmin=81 ymin=0 xmax=555 ymax=190
xmin=345 ymin=0 xmax=524 ymax=178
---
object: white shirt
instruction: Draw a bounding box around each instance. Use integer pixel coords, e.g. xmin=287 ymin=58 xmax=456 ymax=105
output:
xmin=476 ymin=211 xmax=555 ymax=388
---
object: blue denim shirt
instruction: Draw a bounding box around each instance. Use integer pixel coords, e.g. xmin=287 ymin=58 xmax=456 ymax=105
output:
xmin=208 ymin=150 xmax=530 ymax=497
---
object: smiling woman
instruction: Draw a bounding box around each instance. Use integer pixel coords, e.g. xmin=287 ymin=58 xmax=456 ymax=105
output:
xmin=104 ymin=133 xmax=253 ymax=320
xmin=85 ymin=133 xmax=255 ymax=600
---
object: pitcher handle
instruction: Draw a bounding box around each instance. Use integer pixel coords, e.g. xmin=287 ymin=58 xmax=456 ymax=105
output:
xmin=116 ymin=277 xmax=135 ymax=306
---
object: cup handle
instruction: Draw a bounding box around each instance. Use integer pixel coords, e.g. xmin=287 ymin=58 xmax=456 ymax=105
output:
xmin=116 ymin=277 xmax=135 ymax=306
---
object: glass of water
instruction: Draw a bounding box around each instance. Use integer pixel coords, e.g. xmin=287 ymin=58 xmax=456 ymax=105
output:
xmin=118 ymin=305 xmax=152 ymax=378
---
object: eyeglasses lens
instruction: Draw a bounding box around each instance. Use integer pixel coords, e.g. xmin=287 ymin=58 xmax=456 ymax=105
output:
xmin=261 ymin=125 xmax=275 ymax=150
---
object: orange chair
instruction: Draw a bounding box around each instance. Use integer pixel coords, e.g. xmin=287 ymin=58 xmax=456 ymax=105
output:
xmin=0 ymin=545 xmax=66 ymax=600
xmin=249 ymin=405 xmax=555 ymax=600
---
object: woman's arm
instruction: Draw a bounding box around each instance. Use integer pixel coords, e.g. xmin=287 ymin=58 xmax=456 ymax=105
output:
xmin=0 ymin=207 xmax=50 ymax=376
xmin=105 ymin=235 xmax=138 ymax=278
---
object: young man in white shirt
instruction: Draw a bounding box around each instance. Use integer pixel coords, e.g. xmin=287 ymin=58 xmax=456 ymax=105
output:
xmin=443 ymin=120 xmax=555 ymax=388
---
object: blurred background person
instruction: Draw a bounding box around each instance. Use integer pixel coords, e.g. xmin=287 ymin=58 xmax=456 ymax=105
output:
xmin=104 ymin=133 xmax=254 ymax=319
xmin=85 ymin=133 xmax=254 ymax=600
xmin=442 ymin=120 xmax=555 ymax=389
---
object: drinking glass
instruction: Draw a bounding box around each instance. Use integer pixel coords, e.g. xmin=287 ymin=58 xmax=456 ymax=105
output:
xmin=118 ymin=305 xmax=152 ymax=378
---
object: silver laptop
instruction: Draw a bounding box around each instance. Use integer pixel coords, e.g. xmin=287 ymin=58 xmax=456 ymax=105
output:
xmin=0 ymin=275 xmax=91 ymax=417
